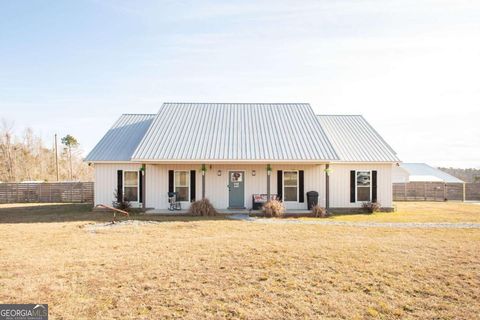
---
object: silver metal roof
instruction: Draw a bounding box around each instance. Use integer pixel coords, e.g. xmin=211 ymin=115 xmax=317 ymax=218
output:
xmin=317 ymin=115 xmax=400 ymax=162
xmin=85 ymin=114 xmax=156 ymax=161
xmin=401 ymin=163 xmax=464 ymax=183
xmin=132 ymin=103 xmax=339 ymax=161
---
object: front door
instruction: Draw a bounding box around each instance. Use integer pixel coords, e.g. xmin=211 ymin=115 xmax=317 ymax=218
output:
xmin=228 ymin=171 xmax=245 ymax=208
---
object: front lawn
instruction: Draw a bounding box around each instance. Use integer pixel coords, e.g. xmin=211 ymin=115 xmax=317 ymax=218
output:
xmin=0 ymin=202 xmax=479 ymax=319
xmin=324 ymin=201 xmax=480 ymax=223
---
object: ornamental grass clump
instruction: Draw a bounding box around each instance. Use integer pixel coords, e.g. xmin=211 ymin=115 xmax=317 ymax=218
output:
xmin=188 ymin=198 xmax=218 ymax=216
xmin=362 ymin=201 xmax=381 ymax=213
xmin=262 ymin=200 xmax=285 ymax=217
xmin=312 ymin=205 xmax=329 ymax=218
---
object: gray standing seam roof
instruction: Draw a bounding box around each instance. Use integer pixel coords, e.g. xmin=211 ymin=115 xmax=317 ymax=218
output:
xmin=85 ymin=114 xmax=156 ymax=161
xmin=132 ymin=103 xmax=339 ymax=161
xmin=317 ymin=115 xmax=400 ymax=162
xmin=85 ymin=105 xmax=401 ymax=163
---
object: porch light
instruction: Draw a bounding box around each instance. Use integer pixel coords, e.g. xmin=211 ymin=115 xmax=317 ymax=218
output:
xmin=252 ymin=170 xmax=256 ymax=176
xmin=217 ymin=170 xmax=222 ymax=176
xmin=266 ymin=164 xmax=272 ymax=176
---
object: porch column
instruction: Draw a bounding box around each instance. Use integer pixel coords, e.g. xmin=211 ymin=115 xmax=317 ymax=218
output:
xmin=267 ymin=164 xmax=272 ymax=201
xmin=141 ymin=164 xmax=146 ymax=210
xmin=325 ymin=164 xmax=330 ymax=212
xmin=202 ymin=164 xmax=206 ymax=199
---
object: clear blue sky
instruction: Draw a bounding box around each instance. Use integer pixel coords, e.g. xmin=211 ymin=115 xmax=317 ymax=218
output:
xmin=1 ymin=1 xmax=479 ymax=168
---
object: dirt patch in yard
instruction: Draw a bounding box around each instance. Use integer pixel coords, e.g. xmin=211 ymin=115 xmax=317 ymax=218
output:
xmin=83 ymin=220 xmax=162 ymax=232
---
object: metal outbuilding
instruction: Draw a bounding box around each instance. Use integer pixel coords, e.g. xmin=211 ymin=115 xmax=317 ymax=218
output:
xmin=393 ymin=163 xmax=466 ymax=201
xmin=393 ymin=163 xmax=464 ymax=183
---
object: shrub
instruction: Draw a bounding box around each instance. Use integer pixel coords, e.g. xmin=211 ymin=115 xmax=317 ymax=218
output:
xmin=312 ymin=205 xmax=329 ymax=218
xmin=263 ymin=200 xmax=285 ymax=217
xmin=362 ymin=201 xmax=381 ymax=213
xmin=188 ymin=198 xmax=218 ymax=216
xmin=112 ymin=189 xmax=131 ymax=211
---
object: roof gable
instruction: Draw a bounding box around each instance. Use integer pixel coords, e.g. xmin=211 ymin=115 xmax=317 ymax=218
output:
xmin=317 ymin=115 xmax=400 ymax=162
xmin=85 ymin=114 xmax=155 ymax=161
xmin=132 ymin=103 xmax=338 ymax=161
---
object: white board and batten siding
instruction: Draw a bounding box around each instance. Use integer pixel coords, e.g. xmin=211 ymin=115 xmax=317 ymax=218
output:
xmin=94 ymin=163 xmax=394 ymax=210
xmin=329 ymin=163 xmax=393 ymax=208
xmin=94 ymin=163 xmax=143 ymax=207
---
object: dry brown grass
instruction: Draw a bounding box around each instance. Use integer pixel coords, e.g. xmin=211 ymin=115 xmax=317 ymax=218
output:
xmin=0 ymin=203 xmax=479 ymax=319
xmin=324 ymin=201 xmax=480 ymax=223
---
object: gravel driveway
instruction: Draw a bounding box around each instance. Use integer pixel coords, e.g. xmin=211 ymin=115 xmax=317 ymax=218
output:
xmin=228 ymin=214 xmax=480 ymax=229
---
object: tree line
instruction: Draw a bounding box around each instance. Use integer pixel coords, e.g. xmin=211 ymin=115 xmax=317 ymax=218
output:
xmin=0 ymin=120 xmax=93 ymax=182
xmin=438 ymin=167 xmax=480 ymax=183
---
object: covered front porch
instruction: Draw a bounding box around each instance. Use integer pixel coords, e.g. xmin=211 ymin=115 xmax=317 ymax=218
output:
xmin=142 ymin=162 xmax=329 ymax=212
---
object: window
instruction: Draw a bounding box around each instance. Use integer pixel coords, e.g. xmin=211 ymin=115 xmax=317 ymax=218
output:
xmin=175 ymin=171 xmax=189 ymax=202
xmin=356 ymin=171 xmax=371 ymax=202
xmin=283 ymin=171 xmax=298 ymax=202
xmin=124 ymin=171 xmax=138 ymax=202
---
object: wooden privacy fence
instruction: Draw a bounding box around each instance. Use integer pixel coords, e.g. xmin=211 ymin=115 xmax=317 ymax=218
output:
xmin=0 ymin=182 xmax=94 ymax=204
xmin=466 ymin=183 xmax=480 ymax=201
xmin=393 ymin=182 xmax=480 ymax=201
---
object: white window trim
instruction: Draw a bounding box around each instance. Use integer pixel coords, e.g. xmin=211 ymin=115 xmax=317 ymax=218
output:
xmin=355 ymin=170 xmax=372 ymax=203
xmin=283 ymin=170 xmax=299 ymax=202
xmin=123 ymin=170 xmax=139 ymax=203
xmin=174 ymin=170 xmax=190 ymax=202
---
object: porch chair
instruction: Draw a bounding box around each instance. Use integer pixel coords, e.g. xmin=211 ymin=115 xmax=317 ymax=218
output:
xmin=168 ymin=192 xmax=182 ymax=211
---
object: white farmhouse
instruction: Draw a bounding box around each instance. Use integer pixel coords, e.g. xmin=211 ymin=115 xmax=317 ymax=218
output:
xmin=86 ymin=103 xmax=400 ymax=212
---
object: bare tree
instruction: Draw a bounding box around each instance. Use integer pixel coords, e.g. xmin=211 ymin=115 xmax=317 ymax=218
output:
xmin=0 ymin=120 xmax=16 ymax=181
xmin=0 ymin=120 xmax=92 ymax=182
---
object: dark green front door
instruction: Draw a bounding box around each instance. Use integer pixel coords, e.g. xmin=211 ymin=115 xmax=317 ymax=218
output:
xmin=228 ymin=171 xmax=245 ymax=208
